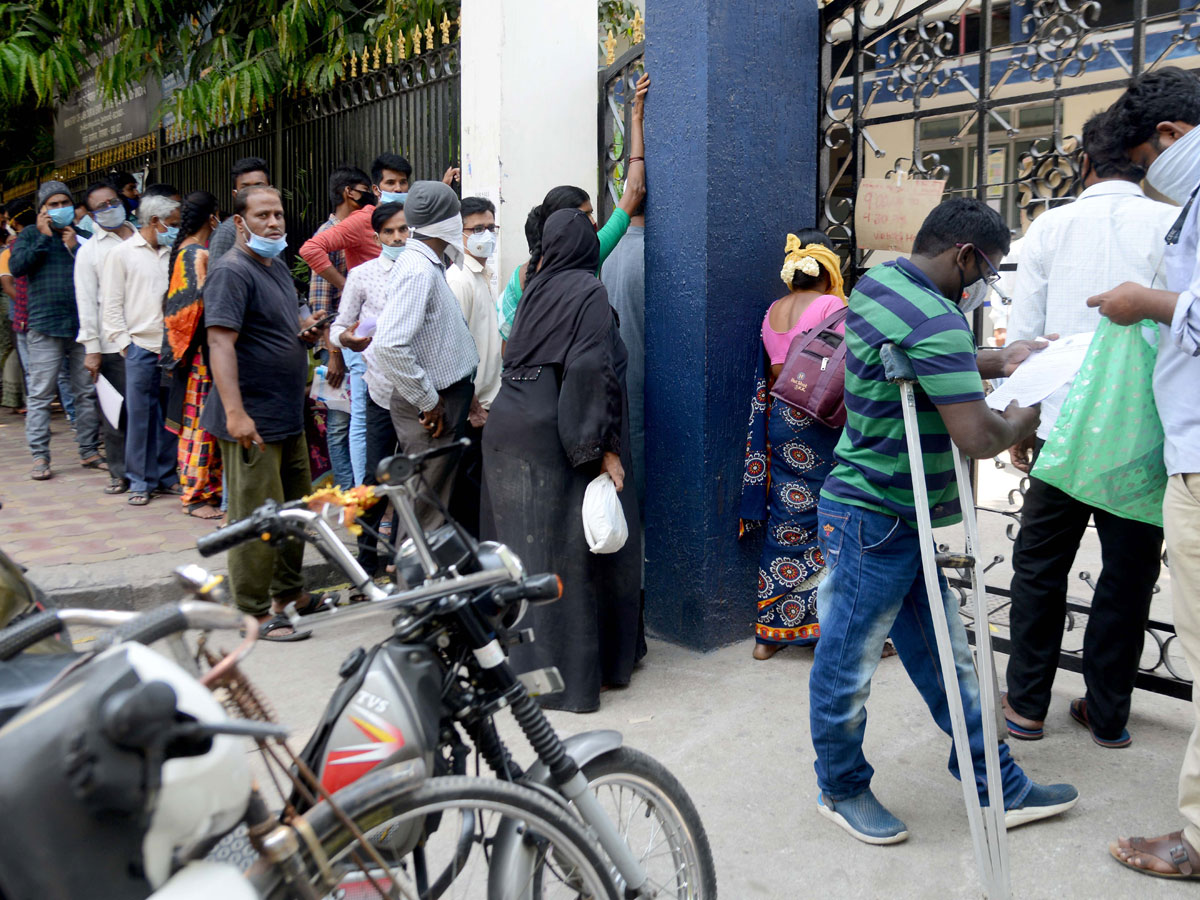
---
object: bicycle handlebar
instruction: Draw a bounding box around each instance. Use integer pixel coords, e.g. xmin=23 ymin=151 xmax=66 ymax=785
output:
xmin=0 ymin=611 xmax=64 ymax=661
xmin=196 ymin=501 xmax=281 ymax=557
xmin=97 ymin=602 xmax=246 ymax=649
xmin=376 ymin=438 xmax=470 ymax=485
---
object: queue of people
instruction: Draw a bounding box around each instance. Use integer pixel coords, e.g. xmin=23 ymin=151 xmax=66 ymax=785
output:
xmin=734 ymin=66 xmax=1200 ymax=878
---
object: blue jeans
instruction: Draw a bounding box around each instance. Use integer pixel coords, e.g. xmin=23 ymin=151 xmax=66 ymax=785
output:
xmin=345 ymin=347 xmax=368 ymax=484
xmin=809 ymin=497 xmax=1031 ymax=808
xmin=124 ymin=344 xmax=178 ymax=494
xmin=57 ymin=352 xmax=74 ymax=423
xmin=24 ymin=330 xmax=99 ymax=463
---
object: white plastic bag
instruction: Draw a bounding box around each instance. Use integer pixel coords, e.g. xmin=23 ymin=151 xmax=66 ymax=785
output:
xmin=310 ymin=364 xmax=352 ymax=413
xmin=581 ymin=473 xmax=628 ymax=554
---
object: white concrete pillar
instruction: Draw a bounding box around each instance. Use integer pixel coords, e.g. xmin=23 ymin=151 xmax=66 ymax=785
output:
xmin=460 ymin=0 xmax=598 ymax=287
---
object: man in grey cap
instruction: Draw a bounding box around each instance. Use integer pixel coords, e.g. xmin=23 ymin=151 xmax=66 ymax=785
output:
xmin=9 ymin=181 xmax=101 ymax=480
xmin=373 ymin=180 xmax=478 ymax=529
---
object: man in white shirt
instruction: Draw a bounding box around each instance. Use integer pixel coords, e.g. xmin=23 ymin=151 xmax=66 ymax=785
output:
xmin=74 ymin=181 xmax=135 ymax=494
xmin=1001 ymin=112 xmax=1175 ymax=751
xmin=1090 ymin=64 xmax=1200 ymax=879
xmin=445 ymin=196 xmax=502 ymax=534
xmin=101 ymin=194 xmax=181 ymax=505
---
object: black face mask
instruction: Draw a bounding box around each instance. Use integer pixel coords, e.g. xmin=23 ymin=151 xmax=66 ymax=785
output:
xmin=350 ymin=189 xmax=375 ymax=208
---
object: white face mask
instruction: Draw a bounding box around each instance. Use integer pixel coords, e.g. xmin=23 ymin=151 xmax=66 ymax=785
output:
xmin=412 ymin=214 xmax=465 ymax=267
xmin=1146 ymin=123 xmax=1200 ymax=205
xmin=465 ymin=230 xmax=496 ymax=259
xmin=959 ymin=279 xmax=990 ymax=315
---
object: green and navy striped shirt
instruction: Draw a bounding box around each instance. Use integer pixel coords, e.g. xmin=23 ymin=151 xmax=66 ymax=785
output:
xmin=821 ymin=259 xmax=984 ymax=527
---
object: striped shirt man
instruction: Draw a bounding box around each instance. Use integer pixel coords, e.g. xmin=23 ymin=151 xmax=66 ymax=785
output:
xmin=821 ymin=258 xmax=985 ymax=527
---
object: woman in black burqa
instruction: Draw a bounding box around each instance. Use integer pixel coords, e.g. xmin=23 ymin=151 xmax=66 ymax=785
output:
xmin=482 ymin=208 xmax=645 ymax=713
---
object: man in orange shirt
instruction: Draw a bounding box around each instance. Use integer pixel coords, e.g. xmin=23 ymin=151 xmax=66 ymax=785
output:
xmin=300 ymin=154 xmax=461 ymax=288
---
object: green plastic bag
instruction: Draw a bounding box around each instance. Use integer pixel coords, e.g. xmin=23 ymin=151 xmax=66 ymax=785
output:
xmin=1032 ymin=318 xmax=1166 ymax=527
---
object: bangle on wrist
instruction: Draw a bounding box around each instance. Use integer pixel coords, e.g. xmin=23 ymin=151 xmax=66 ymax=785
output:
xmin=629 ymin=156 xmax=645 ymax=164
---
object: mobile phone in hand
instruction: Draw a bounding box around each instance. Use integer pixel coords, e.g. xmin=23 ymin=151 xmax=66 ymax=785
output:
xmin=298 ymin=312 xmax=337 ymax=338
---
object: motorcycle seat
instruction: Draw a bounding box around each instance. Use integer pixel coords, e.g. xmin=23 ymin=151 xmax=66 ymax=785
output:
xmin=0 ymin=652 xmax=79 ymax=727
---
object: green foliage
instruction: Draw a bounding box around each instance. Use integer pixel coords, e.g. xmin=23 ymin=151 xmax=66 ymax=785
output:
xmin=599 ymin=0 xmax=638 ymax=41
xmin=0 ymin=0 xmax=460 ymax=133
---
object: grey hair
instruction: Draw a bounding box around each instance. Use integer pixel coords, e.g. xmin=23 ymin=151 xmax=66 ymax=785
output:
xmin=138 ymin=194 xmax=179 ymax=227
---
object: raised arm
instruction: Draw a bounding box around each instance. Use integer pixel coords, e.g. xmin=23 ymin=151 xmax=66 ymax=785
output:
xmin=616 ymin=73 xmax=649 ymax=219
xmin=299 ymin=216 xmax=359 ymax=291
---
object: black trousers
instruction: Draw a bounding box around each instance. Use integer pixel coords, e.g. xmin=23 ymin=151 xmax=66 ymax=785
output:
xmin=1005 ymin=463 xmax=1163 ymax=740
xmin=448 ymin=422 xmax=483 ymax=538
xmin=356 ymin=397 xmax=399 ymax=576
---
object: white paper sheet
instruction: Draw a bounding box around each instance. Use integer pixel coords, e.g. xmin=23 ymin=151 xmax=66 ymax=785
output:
xmin=985 ymin=332 xmax=1094 ymax=411
xmin=95 ymin=374 xmax=123 ymax=430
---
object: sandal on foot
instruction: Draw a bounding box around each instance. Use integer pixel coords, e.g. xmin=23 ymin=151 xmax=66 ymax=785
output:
xmin=258 ymin=614 xmax=312 ymax=643
xmin=1001 ymin=691 xmax=1044 ymax=741
xmin=80 ymin=455 xmax=108 ymax=471
xmin=1110 ymin=832 xmax=1200 ymax=879
xmin=277 ymin=591 xmax=337 ymax=617
xmin=154 ymin=483 xmax=184 ymax=496
xmin=752 ymin=642 xmax=784 ymax=661
xmin=105 ymin=477 xmax=130 ymax=495
xmin=185 ymin=502 xmax=224 ymax=520
xmin=30 ymin=460 xmax=51 ymax=481
xmin=127 ymin=491 xmax=152 ymax=506
xmin=1070 ymin=697 xmax=1132 ymax=748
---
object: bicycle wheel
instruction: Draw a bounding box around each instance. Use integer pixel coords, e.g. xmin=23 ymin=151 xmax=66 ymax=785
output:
xmin=580 ymin=746 xmax=717 ymax=900
xmin=251 ymin=770 xmax=618 ymax=900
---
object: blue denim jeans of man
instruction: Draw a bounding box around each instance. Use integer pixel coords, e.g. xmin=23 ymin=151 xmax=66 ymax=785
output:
xmin=810 ymin=497 xmax=1032 ymax=809
xmin=345 ymin=347 xmax=368 ymax=484
xmin=24 ymin=330 xmax=99 ymax=463
xmin=123 ymin=344 xmax=179 ymax=495
xmin=320 ymin=349 xmax=354 ymax=490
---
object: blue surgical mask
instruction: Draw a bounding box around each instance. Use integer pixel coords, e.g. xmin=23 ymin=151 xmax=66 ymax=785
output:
xmin=247 ymin=231 xmax=288 ymax=258
xmin=379 ymin=190 xmax=407 ymax=206
xmin=380 ymin=242 xmax=405 ymax=261
xmin=48 ymin=207 xmax=76 ymax=229
xmin=157 ymin=225 xmax=179 ymax=247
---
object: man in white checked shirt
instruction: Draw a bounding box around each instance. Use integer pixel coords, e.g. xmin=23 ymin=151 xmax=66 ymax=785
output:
xmin=1000 ymin=111 xmax=1176 ymax=750
xmin=373 ymin=181 xmax=478 ymax=531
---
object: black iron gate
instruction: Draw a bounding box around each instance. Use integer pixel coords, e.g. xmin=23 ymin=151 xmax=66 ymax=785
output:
xmin=817 ymin=0 xmax=1195 ymax=698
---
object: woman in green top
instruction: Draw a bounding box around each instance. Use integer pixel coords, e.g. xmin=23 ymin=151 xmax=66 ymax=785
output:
xmin=498 ymin=72 xmax=649 ymax=340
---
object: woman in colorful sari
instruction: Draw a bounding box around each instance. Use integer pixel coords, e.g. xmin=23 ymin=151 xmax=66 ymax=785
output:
xmin=162 ymin=191 xmax=223 ymax=519
xmin=739 ymin=231 xmax=847 ymax=660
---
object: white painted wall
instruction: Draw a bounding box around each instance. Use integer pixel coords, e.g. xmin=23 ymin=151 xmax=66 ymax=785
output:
xmin=461 ymin=0 xmax=599 ymax=286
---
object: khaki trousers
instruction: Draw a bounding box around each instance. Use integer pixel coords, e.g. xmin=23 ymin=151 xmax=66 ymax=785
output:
xmin=1166 ymin=473 xmax=1200 ymax=848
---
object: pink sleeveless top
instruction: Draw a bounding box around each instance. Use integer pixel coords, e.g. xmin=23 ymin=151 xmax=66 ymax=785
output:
xmin=761 ymin=294 xmax=847 ymax=365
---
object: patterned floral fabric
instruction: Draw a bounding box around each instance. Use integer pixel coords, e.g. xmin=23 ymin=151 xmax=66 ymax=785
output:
xmin=739 ymin=352 xmax=841 ymax=646
xmin=162 ymin=244 xmax=207 ymax=371
xmin=176 ymin=349 xmax=222 ymax=508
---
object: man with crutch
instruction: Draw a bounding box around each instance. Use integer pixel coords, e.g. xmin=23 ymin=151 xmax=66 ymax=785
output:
xmin=809 ymin=198 xmax=1079 ymax=850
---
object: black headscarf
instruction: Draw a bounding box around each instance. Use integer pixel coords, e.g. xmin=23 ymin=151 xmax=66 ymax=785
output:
xmin=504 ymin=208 xmax=623 ymax=466
xmin=505 ymin=208 xmax=606 ymax=369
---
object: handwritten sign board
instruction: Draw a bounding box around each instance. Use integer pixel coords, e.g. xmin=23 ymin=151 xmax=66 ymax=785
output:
xmin=854 ymin=177 xmax=947 ymax=252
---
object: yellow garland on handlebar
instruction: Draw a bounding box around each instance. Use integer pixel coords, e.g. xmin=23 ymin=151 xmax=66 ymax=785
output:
xmin=302 ymin=485 xmax=381 ymax=535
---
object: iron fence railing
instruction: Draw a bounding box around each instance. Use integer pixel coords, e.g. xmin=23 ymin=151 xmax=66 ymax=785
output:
xmin=598 ymin=44 xmax=645 ymax=224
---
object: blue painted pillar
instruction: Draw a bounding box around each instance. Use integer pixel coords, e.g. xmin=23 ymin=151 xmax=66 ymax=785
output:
xmin=1010 ymin=0 xmax=1034 ymax=42
xmin=643 ymin=0 xmax=819 ymax=649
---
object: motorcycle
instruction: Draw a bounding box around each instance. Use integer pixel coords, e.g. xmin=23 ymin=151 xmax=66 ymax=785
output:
xmin=193 ymin=441 xmax=718 ymax=899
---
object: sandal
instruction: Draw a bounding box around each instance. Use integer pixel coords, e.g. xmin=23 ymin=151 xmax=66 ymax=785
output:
xmin=185 ymin=502 xmax=224 ymax=520
xmin=105 ymin=477 xmax=130 ymax=495
xmin=80 ymin=455 xmax=108 ymax=471
xmin=277 ymin=591 xmax=338 ymax=617
xmin=1001 ymin=691 xmax=1045 ymax=741
xmin=258 ymin=614 xmax=312 ymax=643
xmin=29 ymin=460 xmax=51 ymax=481
xmin=154 ymin=483 xmax=184 ymax=496
xmin=1110 ymin=832 xmax=1200 ymax=879
xmin=1070 ymin=697 xmax=1132 ymax=748
xmin=128 ymin=492 xmax=152 ymax=506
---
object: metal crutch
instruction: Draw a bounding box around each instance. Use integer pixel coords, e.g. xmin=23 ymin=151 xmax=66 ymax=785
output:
xmin=881 ymin=343 xmax=1011 ymax=900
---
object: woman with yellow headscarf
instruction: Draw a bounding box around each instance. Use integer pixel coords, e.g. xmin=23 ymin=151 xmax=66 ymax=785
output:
xmin=739 ymin=229 xmax=848 ymax=660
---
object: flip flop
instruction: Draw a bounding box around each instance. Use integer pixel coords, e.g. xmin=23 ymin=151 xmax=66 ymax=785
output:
xmin=258 ymin=614 xmax=312 ymax=642
xmin=1110 ymin=832 xmax=1200 ymax=879
xmin=105 ymin=477 xmax=130 ymax=495
xmin=30 ymin=460 xmax=51 ymax=481
xmin=1070 ymin=697 xmax=1132 ymax=748
xmin=128 ymin=492 xmax=152 ymax=506
xmin=280 ymin=591 xmax=338 ymax=616
xmin=1001 ymin=691 xmax=1044 ymax=740
xmin=80 ymin=456 xmax=108 ymax=471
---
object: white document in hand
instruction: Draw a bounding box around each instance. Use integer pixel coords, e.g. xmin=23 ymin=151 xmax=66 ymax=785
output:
xmin=984 ymin=332 xmax=1094 ymax=411
xmin=95 ymin=375 xmax=123 ymax=430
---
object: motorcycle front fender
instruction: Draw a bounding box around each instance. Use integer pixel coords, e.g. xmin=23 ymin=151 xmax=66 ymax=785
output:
xmin=488 ymin=730 xmax=624 ymax=899
xmin=520 ymin=729 xmax=624 ymax=789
